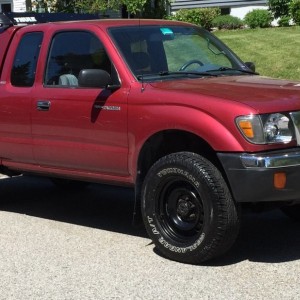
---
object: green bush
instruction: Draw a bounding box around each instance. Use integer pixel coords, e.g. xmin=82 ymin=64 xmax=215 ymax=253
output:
xmin=170 ymin=7 xmax=221 ymax=30
xmin=212 ymin=15 xmax=244 ymax=30
xmin=244 ymin=9 xmax=273 ymax=28
xmin=278 ymin=15 xmax=291 ymax=26
xmin=290 ymin=0 xmax=300 ymax=25
xmin=268 ymin=0 xmax=291 ymax=19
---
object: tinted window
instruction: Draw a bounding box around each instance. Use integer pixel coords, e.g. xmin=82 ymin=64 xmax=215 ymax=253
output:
xmin=45 ymin=31 xmax=114 ymax=87
xmin=11 ymin=32 xmax=43 ymax=87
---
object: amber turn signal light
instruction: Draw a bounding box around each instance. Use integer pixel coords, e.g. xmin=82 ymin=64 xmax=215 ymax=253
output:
xmin=238 ymin=120 xmax=254 ymax=138
xmin=274 ymin=172 xmax=286 ymax=189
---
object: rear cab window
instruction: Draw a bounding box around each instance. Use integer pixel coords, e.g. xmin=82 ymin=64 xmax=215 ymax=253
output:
xmin=11 ymin=32 xmax=43 ymax=87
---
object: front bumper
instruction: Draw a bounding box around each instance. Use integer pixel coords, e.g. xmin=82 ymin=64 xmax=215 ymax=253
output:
xmin=218 ymin=148 xmax=300 ymax=203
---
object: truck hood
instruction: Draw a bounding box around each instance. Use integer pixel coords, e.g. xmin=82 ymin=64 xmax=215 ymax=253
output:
xmin=150 ymin=75 xmax=300 ymax=113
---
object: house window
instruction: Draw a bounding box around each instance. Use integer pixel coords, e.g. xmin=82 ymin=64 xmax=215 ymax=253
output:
xmin=1 ymin=3 xmax=12 ymax=12
xmin=221 ymin=8 xmax=231 ymax=15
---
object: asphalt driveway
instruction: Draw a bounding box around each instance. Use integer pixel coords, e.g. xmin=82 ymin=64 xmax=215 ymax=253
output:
xmin=0 ymin=175 xmax=300 ymax=299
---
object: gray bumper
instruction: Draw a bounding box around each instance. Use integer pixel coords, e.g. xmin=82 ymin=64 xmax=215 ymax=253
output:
xmin=218 ymin=149 xmax=300 ymax=203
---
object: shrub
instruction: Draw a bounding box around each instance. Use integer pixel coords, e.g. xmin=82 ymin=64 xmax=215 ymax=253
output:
xmin=290 ymin=0 xmax=300 ymax=25
xmin=244 ymin=9 xmax=273 ymax=28
xmin=268 ymin=0 xmax=291 ymax=19
xmin=278 ymin=15 xmax=291 ymax=26
xmin=212 ymin=15 xmax=244 ymax=30
xmin=170 ymin=7 xmax=221 ymax=30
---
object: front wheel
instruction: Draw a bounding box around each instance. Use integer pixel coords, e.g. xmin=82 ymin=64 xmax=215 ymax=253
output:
xmin=141 ymin=152 xmax=240 ymax=264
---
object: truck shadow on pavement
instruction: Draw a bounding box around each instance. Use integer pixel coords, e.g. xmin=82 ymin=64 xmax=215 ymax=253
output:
xmin=209 ymin=209 xmax=300 ymax=266
xmin=0 ymin=175 xmax=146 ymax=238
xmin=1 ymin=175 xmax=300 ymax=265
xmin=152 ymin=208 xmax=300 ymax=266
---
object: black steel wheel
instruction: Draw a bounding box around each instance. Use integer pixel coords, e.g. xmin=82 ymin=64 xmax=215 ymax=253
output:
xmin=142 ymin=152 xmax=240 ymax=264
xmin=155 ymin=178 xmax=204 ymax=244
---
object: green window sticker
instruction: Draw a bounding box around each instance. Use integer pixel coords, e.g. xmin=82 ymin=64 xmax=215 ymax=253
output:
xmin=160 ymin=28 xmax=174 ymax=35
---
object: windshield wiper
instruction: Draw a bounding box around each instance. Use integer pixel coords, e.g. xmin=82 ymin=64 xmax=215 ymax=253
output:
xmin=158 ymin=71 xmax=218 ymax=77
xmin=206 ymin=66 xmax=259 ymax=75
xmin=136 ymin=71 xmax=219 ymax=81
xmin=137 ymin=71 xmax=217 ymax=80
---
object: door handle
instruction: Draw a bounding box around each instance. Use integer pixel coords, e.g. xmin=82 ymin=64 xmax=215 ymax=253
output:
xmin=37 ymin=100 xmax=51 ymax=111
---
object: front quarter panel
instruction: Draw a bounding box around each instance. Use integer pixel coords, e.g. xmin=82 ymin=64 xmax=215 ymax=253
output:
xmin=127 ymin=83 xmax=254 ymax=175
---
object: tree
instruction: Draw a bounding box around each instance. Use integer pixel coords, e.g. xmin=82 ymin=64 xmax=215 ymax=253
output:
xmin=31 ymin=0 xmax=169 ymax=19
xmin=75 ymin=0 xmax=148 ymax=16
xmin=268 ymin=0 xmax=291 ymax=18
xmin=290 ymin=0 xmax=300 ymax=25
xmin=122 ymin=0 xmax=147 ymax=16
xmin=74 ymin=0 xmax=120 ymax=14
xmin=142 ymin=0 xmax=170 ymax=19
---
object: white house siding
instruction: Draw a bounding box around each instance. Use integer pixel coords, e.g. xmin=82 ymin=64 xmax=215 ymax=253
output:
xmin=171 ymin=0 xmax=267 ymax=10
xmin=13 ymin=0 xmax=26 ymax=11
xmin=231 ymin=5 xmax=268 ymax=19
xmin=170 ymin=0 xmax=268 ymax=20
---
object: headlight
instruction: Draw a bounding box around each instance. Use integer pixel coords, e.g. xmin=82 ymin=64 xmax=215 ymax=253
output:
xmin=236 ymin=113 xmax=294 ymax=144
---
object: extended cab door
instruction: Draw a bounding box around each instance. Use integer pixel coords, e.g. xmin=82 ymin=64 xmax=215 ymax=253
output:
xmin=31 ymin=29 xmax=129 ymax=176
xmin=0 ymin=29 xmax=43 ymax=164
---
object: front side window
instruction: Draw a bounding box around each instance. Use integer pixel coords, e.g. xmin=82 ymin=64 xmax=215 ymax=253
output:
xmin=45 ymin=31 xmax=114 ymax=87
xmin=11 ymin=32 xmax=43 ymax=87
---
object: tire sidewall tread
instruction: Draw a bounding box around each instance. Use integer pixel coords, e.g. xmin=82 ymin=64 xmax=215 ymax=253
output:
xmin=141 ymin=152 xmax=239 ymax=264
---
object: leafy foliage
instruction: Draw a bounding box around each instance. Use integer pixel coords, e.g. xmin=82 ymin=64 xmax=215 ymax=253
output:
xmin=212 ymin=15 xmax=244 ymax=30
xmin=122 ymin=0 xmax=148 ymax=15
xmin=244 ymin=9 xmax=273 ymax=28
xmin=278 ymin=16 xmax=291 ymax=26
xmin=142 ymin=0 xmax=170 ymax=19
xmin=268 ymin=0 xmax=291 ymax=19
xmin=73 ymin=0 xmax=114 ymax=13
xmin=168 ymin=8 xmax=221 ymax=30
xmin=290 ymin=0 xmax=300 ymax=25
xmin=32 ymin=0 xmax=150 ymax=15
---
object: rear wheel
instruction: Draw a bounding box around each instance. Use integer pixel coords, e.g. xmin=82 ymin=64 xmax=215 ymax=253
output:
xmin=142 ymin=152 xmax=240 ymax=264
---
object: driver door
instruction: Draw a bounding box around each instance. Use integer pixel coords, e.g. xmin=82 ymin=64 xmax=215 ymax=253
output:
xmin=31 ymin=30 xmax=129 ymax=176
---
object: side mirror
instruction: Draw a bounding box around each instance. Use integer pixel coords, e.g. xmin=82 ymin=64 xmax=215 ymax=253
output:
xmin=245 ymin=62 xmax=256 ymax=73
xmin=78 ymin=69 xmax=112 ymax=88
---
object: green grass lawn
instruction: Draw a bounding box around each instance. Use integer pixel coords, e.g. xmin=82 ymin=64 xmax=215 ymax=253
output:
xmin=214 ymin=26 xmax=300 ymax=81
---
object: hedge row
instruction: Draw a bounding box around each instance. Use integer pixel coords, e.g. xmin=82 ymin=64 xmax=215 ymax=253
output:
xmin=169 ymin=1 xmax=300 ymax=30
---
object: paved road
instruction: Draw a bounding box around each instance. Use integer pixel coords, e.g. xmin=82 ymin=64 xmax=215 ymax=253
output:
xmin=0 ymin=175 xmax=300 ymax=300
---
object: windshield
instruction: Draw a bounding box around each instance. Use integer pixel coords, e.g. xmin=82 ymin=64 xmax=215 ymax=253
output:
xmin=109 ymin=25 xmax=254 ymax=81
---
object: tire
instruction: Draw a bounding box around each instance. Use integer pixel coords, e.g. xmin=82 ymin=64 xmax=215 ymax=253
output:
xmin=141 ymin=152 xmax=240 ymax=264
xmin=281 ymin=204 xmax=300 ymax=221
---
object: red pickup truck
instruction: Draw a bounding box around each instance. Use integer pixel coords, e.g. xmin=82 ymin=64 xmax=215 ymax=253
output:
xmin=1 ymin=12 xmax=300 ymax=264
